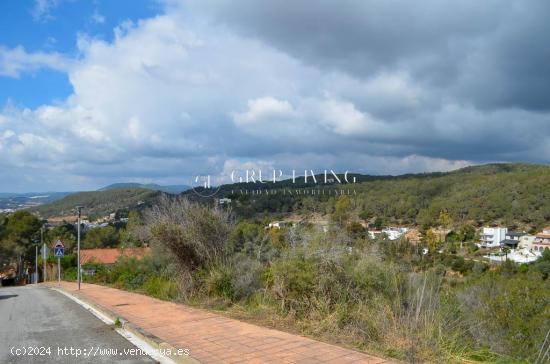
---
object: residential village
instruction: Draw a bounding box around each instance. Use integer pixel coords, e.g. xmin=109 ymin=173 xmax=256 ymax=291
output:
xmin=481 ymin=226 xmax=550 ymax=263
xmin=264 ymin=218 xmax=550 ymax=265
xmin=73 ymin=214 xmax=550 ymax=271
xmin=5 ymin=203 xmax=548 ymax=282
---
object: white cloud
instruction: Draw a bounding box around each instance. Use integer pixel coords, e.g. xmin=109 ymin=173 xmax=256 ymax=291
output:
xmin=0 ymin=46 xmax=73 ymax=78
xmin=91 ymin=10 xmax=106 ymax=24
xmin=318 ymin=98 xmax=377 ymax=136
xmin=1 ymin=1 xmax=549 ymax=191
xmin=31 ymin=0 xmax=60 ymax=22
xmin=232 ymin=97 xmax=294 ymax=125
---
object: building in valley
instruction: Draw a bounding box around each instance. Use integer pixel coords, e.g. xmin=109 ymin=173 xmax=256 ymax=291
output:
xmin=479 ymin=227 xmax=507 ymax=248
xmin=533 ymin=227 xmax=550 ymax=253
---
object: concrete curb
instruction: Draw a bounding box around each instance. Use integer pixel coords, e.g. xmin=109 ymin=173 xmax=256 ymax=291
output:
xmin=49 ymin=286 xmax=201 ymax=364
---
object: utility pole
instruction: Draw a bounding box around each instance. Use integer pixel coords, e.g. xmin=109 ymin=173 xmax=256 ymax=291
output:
xmin=76 ymin=206 xmax=83 ymax=290
xmin=41 ymin=226 xmax=46 ymax=282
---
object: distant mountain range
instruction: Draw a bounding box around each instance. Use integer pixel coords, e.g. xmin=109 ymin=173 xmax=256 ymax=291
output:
xmin=99 ymin=183 xmax=190 ymax=194
xmin=30 ymin=187 xmax=162 ymax=218
xmin=5 ymin=163 xmax=550 ymax=229
xmin=0 ymin=192 xmax=72 ymax=211
xmin=0 ymin=183 xmax=190 ymax=214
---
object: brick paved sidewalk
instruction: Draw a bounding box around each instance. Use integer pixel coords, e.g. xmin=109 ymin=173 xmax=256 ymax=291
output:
xmin=50 ymin=282 xmax=393 ymax=364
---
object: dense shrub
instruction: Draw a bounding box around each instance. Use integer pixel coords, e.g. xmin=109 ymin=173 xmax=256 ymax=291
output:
xmin=144 ymin=196 xmax=232 ymax=271
xmin=458 ymin=271 xmax=550 ymax=361
xmin=270 ymin=251 xmax=318 ymax=313
xmin=143 ymin=276 xmax=180 ymax=300
xmin=205 ymin=265 xmax=235 ymax=300
xmin=79 ymin=200 xmax=548 ymax=363
xmin=230 ymin=255 xmax=264 ymax=300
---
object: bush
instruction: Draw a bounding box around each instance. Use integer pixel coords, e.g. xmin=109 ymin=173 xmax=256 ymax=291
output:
xmin=458 ymin=271 xmax=550 ymax=360
xmin=143 ymin=276 xmax=181 ymax=300
xmin=270 ymin=253 xmax=317 ymax=313
xmin=230 ymin=255 xmax=264 ymax=300
xmin=63 ymin=266 xmax=77 ymax=281
xmin=144 ymin=196 xmax=232 ymax=271
xmin=205 ymin=266 xmax=235 ymax=300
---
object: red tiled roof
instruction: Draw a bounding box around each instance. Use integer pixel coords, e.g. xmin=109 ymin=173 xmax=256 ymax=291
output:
xmin=80 ymin=247 xmax=151 ymax=265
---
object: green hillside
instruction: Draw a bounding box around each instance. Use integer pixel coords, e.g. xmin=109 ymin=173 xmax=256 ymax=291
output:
xmin=187 ymin=163 xmax=550 ymax=229
xmin=99 ymin=183 xmax=190 ymax=194
xmin=32 ymin=187 xmax=162 ymax=218
xmin=33 ymin=163 xmax=550 ymax=228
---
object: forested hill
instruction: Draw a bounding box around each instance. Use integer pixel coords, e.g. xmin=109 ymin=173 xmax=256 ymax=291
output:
xmin=31 ymin=163 xmax=550 ymax=229
xmin=186 ymin=163 xmax=550 ymax=230
xmin=31 ymin=187 xmax=161 ymax=218
xmin=353 ymin=163 xmax=550 ymax=229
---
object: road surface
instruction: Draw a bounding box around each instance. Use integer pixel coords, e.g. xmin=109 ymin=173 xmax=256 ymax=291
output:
xmin=0 ymin=285 xmax=155 ymax=363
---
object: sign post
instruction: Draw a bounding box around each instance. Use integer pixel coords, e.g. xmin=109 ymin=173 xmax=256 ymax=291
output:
xmin=53 ymin=240 xmax=65 ymax=286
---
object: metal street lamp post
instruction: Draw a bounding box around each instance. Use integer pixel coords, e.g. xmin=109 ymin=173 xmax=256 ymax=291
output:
xmin=35 ymin=244 xmax=38 ymax=284
xmin=41 ymin=226 xmax=46 ymax=283
xmin=76 ymin=206 xmax=83 ymax=290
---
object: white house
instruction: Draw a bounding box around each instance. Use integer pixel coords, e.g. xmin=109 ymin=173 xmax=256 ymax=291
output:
xmin=518 ymin=235 xmax=536 ymax=250
xmin=368 ymin=230 xmax=383 ymax=239
xmin=382 ymin=227 xmax=408 ymax=241
xmin=533 ymin=226 xmax=550 ymax=253
xmin=268 ymin=222 xmax=281 ymax=229
xmin=479 ymin=227 xmax=507 ymax=248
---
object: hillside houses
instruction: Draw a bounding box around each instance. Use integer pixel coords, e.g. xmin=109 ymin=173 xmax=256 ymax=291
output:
xmin=481 ymin=226 xmax=549 ymax=263
xmin=368 ymin=227 xmax=409 ymax=241
xmin=533 ymin=226 xmax=550 ymax=253
xmin=479 ymin=227 xmax=507 ymax=248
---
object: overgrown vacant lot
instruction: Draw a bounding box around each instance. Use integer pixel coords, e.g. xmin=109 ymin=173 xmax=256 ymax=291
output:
xmin=77 ymin=197 xmax=550 ymax=364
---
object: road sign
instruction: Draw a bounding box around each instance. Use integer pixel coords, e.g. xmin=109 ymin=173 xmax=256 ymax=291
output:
xmin=53 ymin=240 xmax=65 ymax=258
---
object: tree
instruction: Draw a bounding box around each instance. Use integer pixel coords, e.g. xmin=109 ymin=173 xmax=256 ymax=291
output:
xmin=445 ymin=230 xmax=460 ymax=243
xmin=0 ymin=214 xmax=9 ymax=265
xmin=45 ymin=225 xmax=76 ymax=252
xmin=332 ymin=195 xmax=352 ymax=227
xmin=502 ymin=246 xmax=511 ymax=261
xmin=534 ymin=249 xmax=550 ymax=279
xmin=2 ymin=211 xmax=42 ymax=259
xmin=438 ymin=210 xmax=452 ymax=230
xmin=425 ymin=228 xmax=438 ymax=253
xmin=83 ymin=226 xmax=119 ymax=248
xmin=458 ymin=224 xmax=476 ymax=242
xmin=0 ymin=211 xmax=42 ymax=277
xmin=359 ymin=210 xmax=372 ymax=221
xmin=347 ymin=221 xmax=366 ymax=240
xmin=120 ymin=210 xmax=145 ymax=246
xmin=445 ymin=230 xmax=460 ymax=253
xmin=372 ymin=217 xmax=384 ymax=230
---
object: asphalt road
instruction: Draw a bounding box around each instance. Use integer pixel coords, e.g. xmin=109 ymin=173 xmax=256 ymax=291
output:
xmin=0 ymin=285 xmax=155 ymax=363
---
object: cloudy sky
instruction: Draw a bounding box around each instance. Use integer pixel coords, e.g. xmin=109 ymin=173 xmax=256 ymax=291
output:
xmin=0 ymin=0 xmax=549 ymax=192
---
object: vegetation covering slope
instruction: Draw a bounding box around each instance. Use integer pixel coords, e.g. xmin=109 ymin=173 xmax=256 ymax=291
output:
xmin=99 ymin=183 xmax=190 ymax=194
xmin=77 ymin=197 xmax=550 ymax=363
xmin=191 ymin=163 xmax=550 ymax=230
xmin=31 ymin=187 xmax=161 ymax=218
